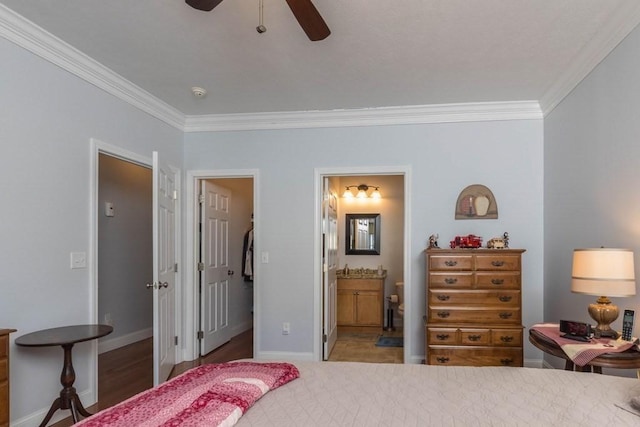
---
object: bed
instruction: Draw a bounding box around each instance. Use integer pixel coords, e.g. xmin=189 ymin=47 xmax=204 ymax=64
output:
xmin=76 ymin=360 xmax=640 ymax=426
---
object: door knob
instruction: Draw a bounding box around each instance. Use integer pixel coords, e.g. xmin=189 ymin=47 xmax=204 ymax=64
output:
xmin=146 ymin=282 xmax=155 ymax=289
xmin=227 ymin=270 xmax=235 ymax=276
xmin=160 ymin=282 xmax=169 ymax=288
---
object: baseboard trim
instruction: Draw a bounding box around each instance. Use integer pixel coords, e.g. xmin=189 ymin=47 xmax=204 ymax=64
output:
xmin=98 ymin=327 xmax=153 ymax=354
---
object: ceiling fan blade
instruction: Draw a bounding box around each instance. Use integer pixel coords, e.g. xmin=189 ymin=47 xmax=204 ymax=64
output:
xmin=285 ymin=0 xmax=330 ymax=41
xmin=185 ymin=0 xmax=224 ymax=12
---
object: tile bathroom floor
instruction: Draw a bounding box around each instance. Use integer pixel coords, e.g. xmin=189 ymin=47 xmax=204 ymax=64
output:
xmin=328 ymin=326 xmax=404 ymax=363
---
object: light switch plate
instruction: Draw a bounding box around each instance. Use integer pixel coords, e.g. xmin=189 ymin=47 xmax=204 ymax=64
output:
xmin=70 ymin=252 xmax=87 ymax=269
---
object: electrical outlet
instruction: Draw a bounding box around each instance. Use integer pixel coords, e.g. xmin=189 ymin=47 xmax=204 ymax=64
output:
xmin=282 ymin=322 xmax=290 ymax=335
xmin=104 ymin=313 xmax=112 ymax=326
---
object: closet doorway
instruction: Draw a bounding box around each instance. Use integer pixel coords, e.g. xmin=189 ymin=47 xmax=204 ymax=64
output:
xmin=195 ymin=177 xmax=255 ymax=357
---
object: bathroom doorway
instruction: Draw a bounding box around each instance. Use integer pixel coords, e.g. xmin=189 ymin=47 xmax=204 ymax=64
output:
xmin=319 ymin=171 xmax=407 ymax=363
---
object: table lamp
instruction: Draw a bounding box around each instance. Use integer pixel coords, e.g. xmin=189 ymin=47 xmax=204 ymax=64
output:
xmin=571 ymin=248 xmax=636 ymax=338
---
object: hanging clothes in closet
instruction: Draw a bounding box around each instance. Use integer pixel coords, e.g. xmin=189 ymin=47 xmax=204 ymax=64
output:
xmin=242 ymin=217 xmax=254 ymax=282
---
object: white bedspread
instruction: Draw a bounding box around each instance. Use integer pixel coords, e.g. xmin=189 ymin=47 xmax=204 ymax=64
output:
xmin=237 ymin=361 xmax=640 ymax=426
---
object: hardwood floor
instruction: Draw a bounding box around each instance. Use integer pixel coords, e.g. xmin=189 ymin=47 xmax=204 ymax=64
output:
xmin=50 ymin=326 xmax=402 ymax=426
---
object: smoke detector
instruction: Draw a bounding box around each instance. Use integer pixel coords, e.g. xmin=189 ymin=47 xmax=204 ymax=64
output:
xmin=191 ymin=87 xmax=207 ymax=98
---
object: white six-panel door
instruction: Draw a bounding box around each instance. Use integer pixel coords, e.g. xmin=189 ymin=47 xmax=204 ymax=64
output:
xmin=152 ymin=151 xmax=177 ymax=385
xmin=200 ymin=180 xmax=232 ymax=355
xmin=323 ymin=178 xmax=338 ymax=360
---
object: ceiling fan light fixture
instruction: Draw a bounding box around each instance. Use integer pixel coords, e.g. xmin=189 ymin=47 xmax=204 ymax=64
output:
xmin=191 ymin=87 xmax=207 ymax=98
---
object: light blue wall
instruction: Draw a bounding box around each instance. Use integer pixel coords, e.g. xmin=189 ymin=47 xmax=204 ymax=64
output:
xmin=545 ymin=23 xmax=640 ymax=376
xmin=184 ymin=119 xmax=544 ymax=363
xmin=0 ymin=37 xmax=183 ymax=422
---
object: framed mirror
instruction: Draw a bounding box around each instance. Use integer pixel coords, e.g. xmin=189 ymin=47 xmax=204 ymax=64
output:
xmin=346 ymin=213 xmax=381 ymax=255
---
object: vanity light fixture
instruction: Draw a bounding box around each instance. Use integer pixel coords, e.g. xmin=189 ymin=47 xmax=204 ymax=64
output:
xmin=342 ymin=184 xmax=381 ymax=199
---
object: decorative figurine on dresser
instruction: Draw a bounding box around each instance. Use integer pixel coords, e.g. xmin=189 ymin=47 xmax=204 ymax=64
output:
xmin=425 ymin=247 xmax=525 ymax=366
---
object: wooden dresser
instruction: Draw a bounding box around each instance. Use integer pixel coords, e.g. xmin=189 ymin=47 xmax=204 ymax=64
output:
xmin=0 ymin=329 xmax=15 ymax=427
xmin=337 ymin=277 xmax=384 ymax=327
xmin=425 ymin=248 xmax=525 ymax=367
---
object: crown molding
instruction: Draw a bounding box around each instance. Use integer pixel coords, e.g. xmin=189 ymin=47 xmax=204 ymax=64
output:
xmin=184 ymin=101 xmax=542 ymax=132
xmin=0 ymin=4 xmax=185 ymax=130
xmin=539 ymin=2 xmax=640 ymax=116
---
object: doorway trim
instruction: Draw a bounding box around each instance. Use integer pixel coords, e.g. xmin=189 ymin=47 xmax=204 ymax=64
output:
xmin=184 ymin=169 xmax=260 ymax=362
xmin=314 ymin=165 xmax=412 ymax=363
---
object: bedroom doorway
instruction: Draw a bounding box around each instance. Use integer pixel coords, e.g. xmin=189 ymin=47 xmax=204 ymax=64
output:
xmin=317 ymin=169 xmax=410 ymax=364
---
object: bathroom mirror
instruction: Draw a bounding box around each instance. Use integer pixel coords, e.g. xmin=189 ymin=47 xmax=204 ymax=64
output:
xmin=346 ymin=213 xmax=381 ymax=255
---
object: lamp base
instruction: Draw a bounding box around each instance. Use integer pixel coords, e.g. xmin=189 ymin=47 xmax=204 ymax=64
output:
xmin=588 ymin=296 xmax=619 ymax=339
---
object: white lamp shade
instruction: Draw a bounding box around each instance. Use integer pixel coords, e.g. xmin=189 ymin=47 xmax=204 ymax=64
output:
xmin=571 ymin=248 xmax=636 ymax=296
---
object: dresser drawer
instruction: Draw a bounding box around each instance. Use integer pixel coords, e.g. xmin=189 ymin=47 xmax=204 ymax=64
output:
xmin=429 ymin=255 xmax=473 ymax=271
xmin=428 ymin=307 xmax=521 ymax=324
xmin=427 ymin=347 xmax=523 ymax=367
xmin=491 ymin=329 xmax=523 ymax=347
xmin=0 ymin=336 xmax=6 ymax=359
xmin=428 ymin=273 xmax=473 ymax=288
xmin=475 ymin=255 xmax=520 ymax=271
xmin=0 ymin=381 xmax=7 ymax=426
xmin=475 ymin=272 xmax=520 ymax=289
xmin=0 ymin=359 xmax=6 ymax=383
xmin=427 ymin=328 xmax=458 ymax=344
xmin=428 ymin=290 xmax=520 ymax=306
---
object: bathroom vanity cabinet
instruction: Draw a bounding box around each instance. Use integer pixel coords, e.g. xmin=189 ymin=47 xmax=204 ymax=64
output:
xmin=425 ymin=248 xmax=525 ymax=367
xmin=337 ymin=278 xmax=384 ymax=327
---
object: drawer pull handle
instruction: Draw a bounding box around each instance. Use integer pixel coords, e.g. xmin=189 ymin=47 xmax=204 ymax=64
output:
xmin=437 ymin=295 xmax=450 ymax=301
xmin=437 ymin=311 xmax=450 ymax=318
xmin=468 ymin=334 xmax=481 ymax=341
xmin=492 ymin=260 xmax=505 ymax=267
xmin=444 ymin=278 xmax=458 ymax=284
xmin=500 ymin=336 xmax=514 ymax=343
xmin=444 ymin=260 xmax=458 ymax=267
xmin=436 ymin=357 xmax=450 ymax=364
xmin=436 ymin=334 xmax=450 ymax=340
xmin=499 ymin=312 xmax=513 ymax=319
xmin=491 ymin=279 xmax=505 ymax=285
xmin=498 ymin=295 xmax=512 ymax=302
xmin=500 ymin=358 xmax=514 ymax=366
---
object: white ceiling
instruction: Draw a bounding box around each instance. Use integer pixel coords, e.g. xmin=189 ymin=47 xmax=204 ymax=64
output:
xmin=2 ymin=0 xmax=640 ymax=118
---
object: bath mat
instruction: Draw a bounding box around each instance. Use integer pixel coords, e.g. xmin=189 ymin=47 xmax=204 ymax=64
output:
xmin=375 ymin=336 xmax=403 ymax=347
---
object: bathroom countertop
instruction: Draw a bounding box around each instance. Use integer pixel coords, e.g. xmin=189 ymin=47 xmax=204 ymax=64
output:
xmin=336 ymin=268 xmax=386 ymax=279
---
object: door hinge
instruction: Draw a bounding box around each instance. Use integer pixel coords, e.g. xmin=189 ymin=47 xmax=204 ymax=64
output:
xmin=197 ymin=262 xmax=204 ymax=271
xmin=323 ymin=334 xmax=327 ymax=343
xmin=172 ymin=190 xmax=178 ymax=200
xmin=198 ymin=194 xmax=205 ymax=204
xmin=174 ymin=263 xmax=178 ymax=273
xmin=174 ymin=336 xmax=178 ymax=346
xmin=197 ymin=330 xmax=204 ymax=340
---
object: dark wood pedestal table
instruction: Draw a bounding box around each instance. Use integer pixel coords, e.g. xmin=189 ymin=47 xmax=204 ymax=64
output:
xmin=15 ymin=324 xmax=113 ymax=426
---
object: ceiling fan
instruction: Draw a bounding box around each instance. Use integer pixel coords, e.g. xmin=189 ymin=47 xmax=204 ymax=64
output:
xmin=185 ymin=0 xmax=330 ymax=41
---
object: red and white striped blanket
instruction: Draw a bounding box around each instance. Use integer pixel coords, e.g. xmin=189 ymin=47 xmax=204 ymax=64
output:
xmin=531 ymin=323 xmax=637 ymax=366
xmin=75 ymin=361 xmax=300 ymax=427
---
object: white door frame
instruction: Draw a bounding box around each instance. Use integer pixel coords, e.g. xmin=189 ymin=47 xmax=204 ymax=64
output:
xmin=314 ymin=166 xmax=412 ymax=363
xmin=89 ymin=138 xmax=182 ymax=398
xmin=184 ymin=169 xmax=259 ymax=362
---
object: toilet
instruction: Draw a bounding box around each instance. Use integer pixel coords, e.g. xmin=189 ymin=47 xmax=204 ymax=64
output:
xmin=395 ymin=281 xmax=404 ymax=318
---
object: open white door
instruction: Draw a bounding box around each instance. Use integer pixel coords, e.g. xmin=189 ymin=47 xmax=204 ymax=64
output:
xmin=323 ymin=178 xmax=338 ymax=360
xmin=199 ymin=180 xmax=232 ymax=355
xmin=152 ymin=151 xmax=177 ymax=385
